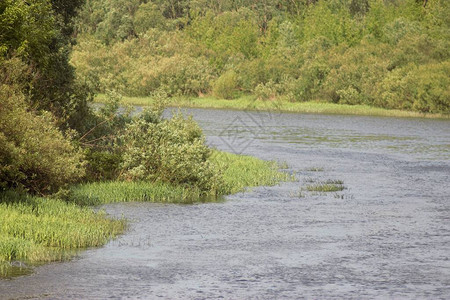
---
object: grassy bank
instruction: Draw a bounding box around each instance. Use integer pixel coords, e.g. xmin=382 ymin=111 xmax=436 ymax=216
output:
xmin=70 ymin=150 xmax=291 ymax=205
xmin=95 ymin=94 xmax=449 ymax=119
xmin=0 ymin=151 xmax=289 ymax=277
xmin=0 ymin=191 xmax=125 ymax=277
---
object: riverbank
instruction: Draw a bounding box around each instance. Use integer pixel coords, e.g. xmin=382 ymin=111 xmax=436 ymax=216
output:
xmin=0 ymin=151 xmax=289 ymax=278
xmin=70 ymin=151 xmax=290 ymax=206
xmin=0 ymin=191 xmax=126 ymax=277
xmin=95 ymin=94 xmax=449 ymax=119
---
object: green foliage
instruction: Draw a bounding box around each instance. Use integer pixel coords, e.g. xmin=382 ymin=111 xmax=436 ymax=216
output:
xmin=0 ymin=78 xmax=85 ymax=195
xmin=0 ymin=190 xmax=124 ymax=276
xmin=209 ymin=151 xmax=291 ymax=195
xmin=73 ymin=0 xmax=450 ymax=113
xmin=212 ymin=70 xmax=239 ymax=99
xmin=69 ymin=181 xmax=201 ymax=205
xmin=0 ymin=0 xmax=91 ymax=131
xmin=70 ymin=150 xmax=290 ymax=205
xmin=118 ymin=108 xmax=223 ymax=194
xmin=84 ymin=150 xmax=122 ymax=182
xmin=303 ymin=0 xmax=363 ymax=46
xmin=254 ymin=80 xmax=279 ymax=100
xmin=376 ymin=62 xmax=450 ymax=113
xmin=71 ymin=31 xmax=214 ymax=97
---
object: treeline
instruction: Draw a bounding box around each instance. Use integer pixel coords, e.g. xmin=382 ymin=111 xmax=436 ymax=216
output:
xmin=0 ymin=0 xmax=227 ymax=196
xmin=72 ymin=0 xmax=449 ymax=113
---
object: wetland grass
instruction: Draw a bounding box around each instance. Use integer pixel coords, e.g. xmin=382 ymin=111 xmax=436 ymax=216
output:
xmin=210 ymin=151 xmax=292 ymax=194
xmin=70 ymin=150 xmax=291 ymax=205
xmin=0 ymin=191 xmax=125 ymax=277
xmin=305 ymin=180 xmax=346 ymax=193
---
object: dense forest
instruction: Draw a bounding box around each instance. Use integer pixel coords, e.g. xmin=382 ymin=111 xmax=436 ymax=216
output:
xmin=71 ymin=0 xmax=449 ymax=113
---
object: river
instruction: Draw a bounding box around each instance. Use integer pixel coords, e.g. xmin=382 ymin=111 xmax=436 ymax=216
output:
xmin=1 ymin=108 xmax=449 ymax=299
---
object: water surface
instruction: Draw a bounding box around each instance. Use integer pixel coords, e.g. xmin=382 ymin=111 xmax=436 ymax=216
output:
xmin=1 ymin=109 xmax=449 ymax=299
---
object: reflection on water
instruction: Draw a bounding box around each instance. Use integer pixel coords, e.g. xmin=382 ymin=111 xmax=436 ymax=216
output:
xmin=1 ymin=109 xmax=449 ymax=299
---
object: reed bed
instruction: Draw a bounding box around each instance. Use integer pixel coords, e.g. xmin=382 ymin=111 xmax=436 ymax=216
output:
xmin=0 ymin=191 xmax=125 ymax=277
xmin=70 ymin=151 xmax=291 ymax=205
xmin=305 ymin=180 xmax=346 ymax=193
xmin=209 ymin=151 xmax=292 ymax=194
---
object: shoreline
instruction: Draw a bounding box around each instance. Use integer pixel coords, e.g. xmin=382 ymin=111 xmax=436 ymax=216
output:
xmin=95 ymin=94 xmax=449 ymax=120
xmin=0 ymin=151 xmax=290 ymax=278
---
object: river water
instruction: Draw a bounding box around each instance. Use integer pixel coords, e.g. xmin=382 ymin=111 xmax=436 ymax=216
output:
xmin=1 ymin=108 xmax=449 ymax=299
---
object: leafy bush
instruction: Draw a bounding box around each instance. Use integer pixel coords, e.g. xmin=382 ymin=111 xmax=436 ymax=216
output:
xmin=254 ymin=80 xmax=278 ymax=100
xmin=84 ymin=150 xmax=122 ymax=182
xmin=375 ymin=62 xmax=450 ymax=113
xmin=118 ymin=107 xmax=223 ymax=194
xmin=0 ymin=84 xmax=85 ymax=195
xmin=321 ymin=41 xmax=390 ymax=105
xmin=212 ymin=70 xmax=239 ymax=99
xmin=71 ymin=0 xmax=450 ymax=114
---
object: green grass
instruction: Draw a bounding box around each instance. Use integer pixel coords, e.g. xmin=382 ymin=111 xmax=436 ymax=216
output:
xmin=210 ymin=150 xmax=292 ymax=194
xmin=70 ymin=150 xmax=291 ymax=205
xmin=0 ymin=152 xmax=290 ymax=277
xmin=305 ymin=167 xmax=325 ymax=172
xmin=69 ymin=180 xmax=205 ymax=205
xmin=95 ymin=94 xmax=450 ymax=119
xmin=305 ymin=180 xmax=346 ymax=193
xmin=0 ymin=190 xmax=125 ymax=277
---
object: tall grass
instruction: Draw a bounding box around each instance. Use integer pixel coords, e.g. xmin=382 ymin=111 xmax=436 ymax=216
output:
xmin=210 ymin=151 xmax=291 ymax=194
xmin=70 ymin=150 xmax=291 ymax=205
xmin=95 ymin=94 xmax=450 ymax=119
xmin=69 ymin=181 xmax=205 ymax=205
xmin=0 ymin=191 xmax=125 ymax=277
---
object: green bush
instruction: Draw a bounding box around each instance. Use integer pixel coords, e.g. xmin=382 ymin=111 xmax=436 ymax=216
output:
xmin=0 ymin=84 xmax=85 ymax=195
xmin=321 ymin=41 xmax=390 ymax=105
xmin=118 ymin=108 xmax=223 ymax=194
xmin=254 ymin=80 xmax=278 ymax=100
xmin=376 ymin=62 xmax=450 ymax=113
xmin=84 ymin=150 xmax=122 ymax=182
xmin=212 ymin=70 xmax=239 ymax=99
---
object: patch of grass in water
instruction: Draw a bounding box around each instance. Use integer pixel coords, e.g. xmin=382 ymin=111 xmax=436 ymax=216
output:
xmin=69 ymin=181 xmax=202 ymax=206
xmin=305 ymin=167 xmax=324 ymax=172
xmin=1 ymin=151 xmax=290 ymax=277
xmin=210 ymin=151 xmax=293 ymax=195
xmin=305 ymin=179 xmax=346 ymax=192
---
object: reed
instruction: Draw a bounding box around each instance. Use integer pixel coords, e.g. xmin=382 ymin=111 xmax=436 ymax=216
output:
xmin=70 ymin=150 xmax=291 ymax=205
xmin=0 ymin=191 xmax=125 ymax=277
xmin=305 ymin=180 xmax=346 ymax=192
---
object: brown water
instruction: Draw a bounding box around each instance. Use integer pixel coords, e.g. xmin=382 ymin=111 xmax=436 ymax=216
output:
xmin=1 ymin=109 xmax=449 ymax=299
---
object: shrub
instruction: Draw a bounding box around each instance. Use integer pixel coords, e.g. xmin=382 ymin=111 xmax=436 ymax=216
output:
xmin=376 ymin=62 xmax=450 ymax=113
xmin=254 ymin=81 xmax=277 ymax=100
xmin=0 ymin=84 xmax=85 ymax=195
xmin=212 ymin=70 xmax=239 ymax=99
xmin=118 ymin=108 xmax=223 ymax=194
xmin=84 ymin=150 xmax=122 ymax=182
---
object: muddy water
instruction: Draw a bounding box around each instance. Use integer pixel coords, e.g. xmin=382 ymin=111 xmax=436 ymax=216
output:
xmin=1 ymin=109 xmax=449 ymax=299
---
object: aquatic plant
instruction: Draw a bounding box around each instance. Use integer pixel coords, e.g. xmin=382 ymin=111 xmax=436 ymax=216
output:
xmin=70 ymin=150 xmax=291 ymax=205
xmin=0 ymin=191 xmax=125 ymax=277
xmin=305 ymin=179 xmax=346 ymax=192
